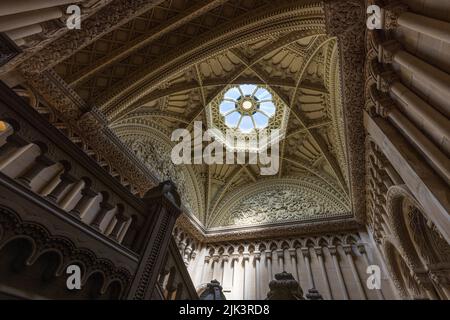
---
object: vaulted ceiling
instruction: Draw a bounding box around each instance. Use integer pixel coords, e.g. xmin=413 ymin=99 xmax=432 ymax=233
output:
xmin=16 ymin=0 xmax=368 ymax=234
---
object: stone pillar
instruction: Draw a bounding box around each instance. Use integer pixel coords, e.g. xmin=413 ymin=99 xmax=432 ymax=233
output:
xmin=0 ymin=7 xmax=63 ymax=32
xmin=329 ymin=246 xmax=349 ymax=300
xmin=265 ymin=250 xmax=273 ymax=281
xmin=5 ymin=24 xmax=43 ymax=40
xmin=0 ymin=0 xmax=83 ymax=17
xmin=221 ymin=254 xmax=231 ymax=292
xmin=301 ymin=247 xmax=314 ymax=290
xmin=358 ymin=245 xmax=384 ymax=300
xmin=289 ymin=248 xmax=299 ymax=281
xmin=69 ymin=186 xmax=97 ymax=219
xmin=389 ymin=81 xmax=450 ymax=154
xmin=0 ymin=136 xmax=30 ymax=170
xmin=46 ymin=172 xmax=76 ymax=203
xmin=243 ymin=251 xmax=250 ymax=300
xmin=90 ymin=199 xmax=114 ymax=231
xmin=379 ymin=41 xmax=450 ymax=108
xmin=109 ymin=212 xmax=128 ymax=241
xmin=254 ymin=251 xmax=261 ymax=299
xmin=232 ymin=254 xmax=243 ymax=300
xmin=18 ymin=155 xmax=54 ymax=188
xmin=343 ymin=245 xmax=367 ymax=300
xmin=315 ymin=246 xmax=332 ymax=300
xmin=398 ymin=12 xmax=450 ymax=45
xmin=276 ymin=249 xmax=284 ymax=272
xmin=201 ymin=256 xmax=211 ymax=284
xmin=212 ymin=253 xmax=221 ymax=282
xmin=127 ymin=181 xmax=182 ymax=300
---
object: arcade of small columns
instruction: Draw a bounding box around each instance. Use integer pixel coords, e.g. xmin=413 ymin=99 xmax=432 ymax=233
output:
xmin=173 ymin=228 xmax=395 ymax=300
xmin=363 ymin=0 xmax=450 ymax=300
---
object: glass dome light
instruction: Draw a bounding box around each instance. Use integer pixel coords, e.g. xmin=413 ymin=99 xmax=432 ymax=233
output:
xmin=220 ymin=84 xmax=276 ymax=132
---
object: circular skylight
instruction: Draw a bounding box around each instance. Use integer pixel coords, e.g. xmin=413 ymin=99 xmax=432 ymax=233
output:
xmin=219 ymin=84 xmax=276 ymax=133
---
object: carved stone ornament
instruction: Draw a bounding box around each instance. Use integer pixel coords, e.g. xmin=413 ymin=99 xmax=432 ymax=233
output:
xmin=266 ymin=272 xmax=305 ymax=300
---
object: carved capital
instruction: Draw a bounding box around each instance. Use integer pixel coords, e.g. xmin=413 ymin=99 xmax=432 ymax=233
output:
xmin=378 ymin=40 xmax=402 ymax=64
xmin=328 ymin=246 xmax=338 ymax=256
xmin=383 ymin=2 xmax=409 ymax=30
xmin=314 ymin=246 xmax=323 ymax=256
xmin=343 ymin=245 xmax=354 ymax=256
xmin=300 ymin=247 xmax=310 ymax=258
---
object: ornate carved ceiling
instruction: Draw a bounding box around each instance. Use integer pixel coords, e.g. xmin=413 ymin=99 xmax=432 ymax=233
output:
xmin=13 ymin=0 xmax=367 ymax=237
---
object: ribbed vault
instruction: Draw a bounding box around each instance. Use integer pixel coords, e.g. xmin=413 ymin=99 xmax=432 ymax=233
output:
xmin=49 ymin=0 xmax=354 ymax=230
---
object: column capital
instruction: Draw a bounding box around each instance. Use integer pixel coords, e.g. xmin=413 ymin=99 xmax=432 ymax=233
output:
xmin=378 ymin=40 xmax=402 ymax=64
xmin=232 ymin=253 xmax=240 ymax=261
xmin=328 ymin=246 xmax=338 ymax=256
xmin=276 ymin=248 xmax=284 ymax=258
xmin=265 ymin=250 xmax=272 ymax=259
xmin=222 ymin=254 xmax=229 ymax=262
xmin=212 ymin=253 xmax=220 ymax=262
xmin=300 ymin=247 xmax=310 ymax=258
xmin=369 ymin=84 xmax=395 ymax=118
xmin=314 ymin=246 xmax=323 ymax=257
xmin=343 ymin=245 xmax=354 ymax=256
xmin=383 ymin=3 xmax=409 ymax=30
xmin=357 ymin=244 xmax=367 ymax=255
xmin=377 ymin=69 xmax=400 ymax=93
xmin=204 ymin=256 xmax=211 ymax=263
xmin=242 ymin=252 xmax=250 ymax=260
xmin=253 ymin=251 xmax=261 ymax=260
xmin=288 ymin=248 xmax=297 ymax=257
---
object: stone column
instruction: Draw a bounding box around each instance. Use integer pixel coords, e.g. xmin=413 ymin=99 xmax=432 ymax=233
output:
xmin=201 ymin=256 xmax=211 ymax=284
xmin=0 ymin=7 xmax=63 ymax=32
xmin=343 ymin=245 xmax=367 ymax=300
xmin=243 ymin=251 xmax=250 ymax=300
xmin=18 ymin=155 xmax=54 ymax=187
xmin=212 ymin=253 xmax=221 ymax=282
xmin=379 ymin=41 xmax=450 ymax=107
xmin=90 ymin=200 xmax=114 ymax=231
xmin=329 ymin=246 xmax=349 ymax=300
xmin=109 ymin=212 xmax=129 ymax=241
xmin=5 ymin=24 xmax=43 ymax=41
xmin=315 ymin=246 xmax=332 ymax=300
xmin=289 ymin=248 xmax=299 ymax=280
xmin=276 ymin=249 xmax=284 ymax=272
xmin=389 ymin=81 xmax=450 ymax=154
xmin=254 ymin=251 xmax=261 ymax=299
xmin=301 ymin=247 xmax=314 ymax=290
xmin=265 ymin=250 xmax=273 ymax=281
xmin=232 ymin=254 xmax=242 ymax=299
xmin=69 ymin=186 xmax=97 ymax=219
xmin=221 ymin=254 xmax=231 ymax=291
xmin=358 ymin=245 xmax=384 ymax=300
xmin=127 ymin=181 xmax=182 ymax=300
xmin=371 ymin=88 xmax=450 ymax=184
xmin=0 ymin=0 xmax=83 ymax=17
xmin=397 ymin=12 xmax=450 ymax=45
xmin=0 ymin=136 xmax=30 ymax=170
xmin=46 ymin=172 xmax=76 ymax=203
